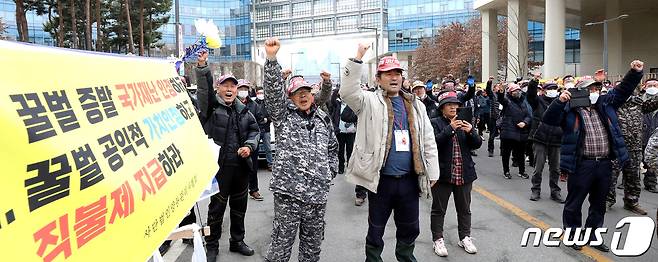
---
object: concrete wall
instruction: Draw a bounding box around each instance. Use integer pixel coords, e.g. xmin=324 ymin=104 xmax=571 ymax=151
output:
xmin=580 ymin=0 xmax=658 ymax=77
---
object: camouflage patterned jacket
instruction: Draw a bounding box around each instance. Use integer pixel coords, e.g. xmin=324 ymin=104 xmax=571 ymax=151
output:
xmin=263 ymin=58 xmax=339 ymax=204
xmin=616 ymin=95 xmax=658 ymax=151
xmin=645 ymin=128 xmax=658 ymax=171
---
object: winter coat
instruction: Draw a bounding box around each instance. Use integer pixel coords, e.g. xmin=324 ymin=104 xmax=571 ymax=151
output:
xmin=616 ymin=95 xmax=658 ymax=152
xmin=493 ymin=88 xmax=532 ymax=142
xmin=543 ymin=69 xmax=643 ymax=174
xmin=421 ymin=96 xmax=440 ymax=119
xmin=645 ymin=128 xmax=658 ymax=171
xmin=255 ymin=99 xmax=271 ymax=132
xmin=526 ymin=79 xmax=563 ymax=146
xmin=641 ymin=93 xmax=658 ymax=148
xmin=431 ymin=116 xmax=482 ymax=184
xmin=264 ymin=58 xmax=339 ymax=204
xmin=339 ymin=59 xmax=439 ymax=198
xmin=196 ymin=66 xmax=260 ymax=168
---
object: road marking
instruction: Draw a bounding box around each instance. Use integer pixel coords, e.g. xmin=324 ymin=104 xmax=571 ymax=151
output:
xmin=473 ymin=185 xmax=613 ymax=262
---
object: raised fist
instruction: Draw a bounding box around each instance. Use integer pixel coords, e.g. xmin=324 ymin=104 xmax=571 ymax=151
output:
xmin=631 ymin=60 xmax=644 ymax=72
xmin=264 ymin=38 xmax=281 ymax=59
xmin=356 ymin=43 xmax=371 ymax=60
xmin=320 ymin=71 xmax=331 ymax=82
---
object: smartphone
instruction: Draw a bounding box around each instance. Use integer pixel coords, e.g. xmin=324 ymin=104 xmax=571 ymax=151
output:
xmin=457 ymin=107 xmax=473 ymax=122
xmin=568 ymin=88 xmax=591 ymax=108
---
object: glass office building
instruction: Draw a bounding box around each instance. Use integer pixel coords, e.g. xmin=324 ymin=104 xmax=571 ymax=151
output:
xmin=253 ymin=0 xmax=384 ymax=41
xmin=0 ymin=0 xmax=55 ymax=45
xmin=387 ymin=0 xmax=478 ymax=52
xmin=527 ymin=20 xmax=581 ymax=64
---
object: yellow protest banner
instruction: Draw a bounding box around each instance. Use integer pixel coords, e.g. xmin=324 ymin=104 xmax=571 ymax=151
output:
xmin=0 ymin=40 xmax=217 ymax=261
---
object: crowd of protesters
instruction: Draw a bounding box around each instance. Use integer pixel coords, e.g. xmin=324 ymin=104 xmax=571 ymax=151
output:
xmin=161 ymin=37 xmax=658 ymax=261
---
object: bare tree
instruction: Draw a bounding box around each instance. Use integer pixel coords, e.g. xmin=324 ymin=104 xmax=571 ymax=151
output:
xmin=70 ymin=0 xmax=78 ymax=48
xmin=56 ymin=0 xmax=64 ymax=46
xmin=15 ymin=0 xmax=29 ymax=42
xmin=139 ymin=0 xmax=144 ymax=56
xmin=124 ymin=0 xmax=134 ymax=53
xmin=95 ymin=0 xmax=101 ymax=50
xmin=85 ymin=0 xmax=91 ymax=50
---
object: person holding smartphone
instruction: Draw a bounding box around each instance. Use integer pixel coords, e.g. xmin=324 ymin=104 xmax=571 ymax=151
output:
xmin=492 ymin=82 xmax=532 ymax=179
xmin=429 ymin=91 xmax=482 ymax=257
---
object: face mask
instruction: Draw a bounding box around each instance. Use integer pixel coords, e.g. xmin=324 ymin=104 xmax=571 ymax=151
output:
xmin=546 ymin=90 xmax=559 ymax=98
xmin=646 ymin=87 xmax=658 ymax=95
xmin=420 ymin=94 xmax=427 ymax=100
xmin=257 ymin=94 xmax=265 ymax=100
xmin=238 ymin=90 xmax=249 ymax=99
xmin=432 ymin=91 xmax=440 ymax=97
xmin=522 ymin=87 xmax=528 ymax=93
xmin=589 ymin=92 xmax=600 ymax=104
xmin=565 ymin=83 xmax=575 ymax=89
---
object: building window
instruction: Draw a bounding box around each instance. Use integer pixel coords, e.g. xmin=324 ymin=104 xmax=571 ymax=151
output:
xmin=257 ymin=24 xmax=270 ymax=38
xmin=256 ymin=7 xmax=269 ymax=22
xmin=360 ymin=13 xmax=379 ymax=28
xmin=293 ymin=20 xmax=313 ymax=36
xmin=336 ymin=0 xmax=358 ymax=12
xmin=293 ymin=1 xmax=312 ymax=17
xmin=272 ymin=23 xmax=290 ymax=37
xmin=361 ymin=0 xmax=379 ymax=9
xmin=271 ymin=5 xmax=289 ymax=20
xmin=314 ymin=18 xmax=334 ymax=35
xmin=313 ymin=0 xmax=333 ymax=15
xmin=337 ymin=16 xmax=358 ymax=32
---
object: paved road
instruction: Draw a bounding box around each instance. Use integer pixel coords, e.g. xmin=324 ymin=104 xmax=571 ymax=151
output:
xmin=164 ymin=135 xmax=658 ymax=261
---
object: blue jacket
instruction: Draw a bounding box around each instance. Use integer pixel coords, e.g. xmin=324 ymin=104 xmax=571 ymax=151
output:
xmin=542 ymin=69 xmax=643 ymax=174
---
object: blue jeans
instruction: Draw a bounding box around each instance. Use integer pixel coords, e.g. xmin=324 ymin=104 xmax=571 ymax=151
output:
xmin=261 ymin=131 xmax=273 ymax=166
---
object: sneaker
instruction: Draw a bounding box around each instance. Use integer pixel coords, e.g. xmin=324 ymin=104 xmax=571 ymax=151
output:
xmin=623 ymin=203 xmax=648 ymax=215
xmin=458 ymin=236 xmax=477 ymax=254
xmin=433 ymin=238 xmax=448 ymax=257
xmin=550 ymin=194 xmax=566 ymax=204
xmin=530 ymin=191 xmax=540 ymax=201
xmin=645 ymin=186 xmax=658 ymax=193
xmin=355 ymin=197 xmax=365 ymax=206
xmin=518 ymin=173 xmax=529 ymax=179
xmin=250 ymin=191 xmax=264 ymax=201
xmin=503 ymin=172 xmax=512 ymax=179
xmin=488 ymin=152 xmax=494 ymax=157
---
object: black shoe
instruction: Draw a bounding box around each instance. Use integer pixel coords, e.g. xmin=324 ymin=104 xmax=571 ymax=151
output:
xmin=488 ymin=152 xmax=494 ymax=157
xmin=158 ymin=242 xmax=171 ymax=255
xmin=645 ymin=186 xmax=658 ymax=193
xmin=624 ymin=203 xmax=648 ymax=215
xmin=518 ymin=173 xmax=529 ymax=179
xmin=551 ymin=194 xmax=566 ymax=204
xmin=590 ymin=243 xmax=610 ymax=252
xmin=617 ymin=184 xmax=624 ymax=189
xmin=530 ymin=192 xmax=540 ymax=201
xmin=504 ymin=172 xmax=512 ymax=179
xmin=206 ymin=248 xmax=218 ymax=262
xmin=229 ymin=241 xmax=255 ymax=256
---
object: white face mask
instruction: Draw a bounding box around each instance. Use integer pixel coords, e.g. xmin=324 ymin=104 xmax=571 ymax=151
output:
xmin=432 ymin=91 xmax=440 ymax=96
xmin=646 ymin=87 xmax=658 ymax=95
xmin=522 ymin=87 xmax=528 ymax=93
xmin=420 ymin=94 xmax=427 ymax=100
xmin=257 ymin=94 xmax=265 ymax=100
xmin=546 ymin=90 xmax=559 ymax=98
xmin=589 ymin=92 xmax=600 ymax=104
xmin=238 ymin=90 xmax=249 ymax=99
xmin=565 ymin=83 xmax=575 ymax=89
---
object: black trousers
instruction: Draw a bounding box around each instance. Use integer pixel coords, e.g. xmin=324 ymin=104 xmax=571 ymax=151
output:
xmin=477 ymin=113 xmax=490 ymax=135
xmin=501 ymin=139 xmax=526 ymax=174
xmin=248 ymin=151 xmax=259 ymax=193
xmin=366 ymin=174 xmax=420 ymax=247
xmin=206 ymin=164 xmax=249 ymax=249
xmin=487 ymin=116 xmax=499 ymax=153
xmin=563 ymin=159 xmax=612 ymax=233
xmin=337 ymin=132 xmax=356 ymax=172
xmin=430 ymin=182 xmax=472 ymax=241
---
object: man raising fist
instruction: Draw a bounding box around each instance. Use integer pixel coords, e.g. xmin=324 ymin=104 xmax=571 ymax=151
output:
xmin=262 ymin=37 xmax=339 ymax=262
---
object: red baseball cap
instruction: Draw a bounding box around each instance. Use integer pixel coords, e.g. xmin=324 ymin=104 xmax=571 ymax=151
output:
xmin=287 ymin=77 xmax=312 ymax=95
xmin=507 ymin=83 xmax=521 ymax=93
xmin=216 ymin=74 xmax=238 ymax=85
xmin=377 ymin=56 xmax=404 ymax=73
xmin=237 ymin=79 xmax=252 ymax=89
